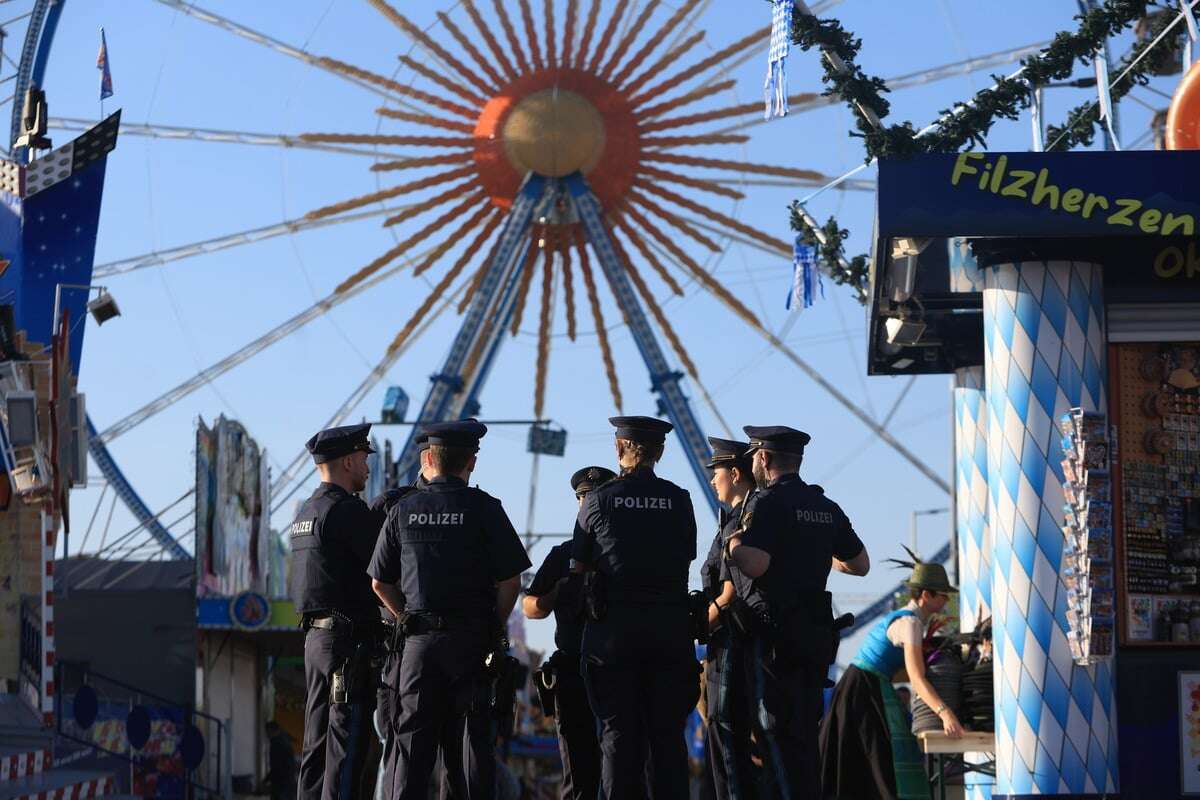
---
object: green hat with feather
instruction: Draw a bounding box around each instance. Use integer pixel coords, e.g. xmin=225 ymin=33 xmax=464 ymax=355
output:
xmin=886 ymin=545 xmax=958 ymax=594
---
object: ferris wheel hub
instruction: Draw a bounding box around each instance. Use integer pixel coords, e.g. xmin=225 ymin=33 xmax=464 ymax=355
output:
xmin=502 ymin=89 xmax=606 ymax=178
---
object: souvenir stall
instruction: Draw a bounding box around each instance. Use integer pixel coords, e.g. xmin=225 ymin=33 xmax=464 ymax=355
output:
xmin=867 ymin=149 xmax=1200 ymax=798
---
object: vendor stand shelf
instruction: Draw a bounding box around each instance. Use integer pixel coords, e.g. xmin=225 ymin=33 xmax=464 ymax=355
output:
xmin=917 ymin=731 xmax=996 ymax=800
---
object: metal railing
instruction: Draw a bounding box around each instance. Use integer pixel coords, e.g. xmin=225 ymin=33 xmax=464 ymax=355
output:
xmin=54 ymin=661 xmax=227 ymax=798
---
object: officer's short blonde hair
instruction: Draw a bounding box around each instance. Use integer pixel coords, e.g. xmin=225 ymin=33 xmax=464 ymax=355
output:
xmin=616 ymin=438 xmax=663 ymax=471
xmin=428 ymin=444 xmax=474 ymax=475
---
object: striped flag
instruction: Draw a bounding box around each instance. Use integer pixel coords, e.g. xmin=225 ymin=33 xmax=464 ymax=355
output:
xmin=97 ymin=28 xmax=113 ymax=100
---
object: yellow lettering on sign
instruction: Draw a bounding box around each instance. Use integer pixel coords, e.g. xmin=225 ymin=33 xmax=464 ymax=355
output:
xmin=1155 ymin=246 xmax=1183 ymax=278
xmin=1062 ymin=188 xmax=1084 ymax=213
xmin=1082 ymin=193 xmax=1109 ymax=219
xmin=1031 ymin=168 xmax=1058 ymax=209
xmin=1107 ymin=199 xmax=1141 ymax=227
xmin=1002 ymin=170 xmax=1035 ymax=199
xmin=1138 ymin=209 xmax=1162 ymax=234
xmin=1163 ymin=212 xmax=1195 ymax=237
xmin=951 ymin=152 xmax=984 ymax=186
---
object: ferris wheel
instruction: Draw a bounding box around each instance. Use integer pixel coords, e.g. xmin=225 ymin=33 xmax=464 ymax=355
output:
xmin=59 ymin=0 xmax=1047 ymax=564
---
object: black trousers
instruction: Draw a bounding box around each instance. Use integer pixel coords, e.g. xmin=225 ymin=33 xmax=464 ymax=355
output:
xmin=741 ymin=638 xmax=826 ymax=800
xmin=299 ymin=627 xmax=376 ymax=800
xmin=390 ymin=629 xmax=494 ymax=800
xmin=552 ymin=656 xmax=601 ymax=800
xmin=706 ymin=639 xmax=757 ymax=800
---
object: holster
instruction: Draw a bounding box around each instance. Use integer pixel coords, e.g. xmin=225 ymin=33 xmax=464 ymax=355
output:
xmin=534 ymin=658 xmax=558 ymax=718
xmin=771 ymin=592 xmax=841 ymax=671
xmin=331 ymin=640 xmax=373 ymax=705
xmin=582 ymin=571 xmax=607 ymax=622
xmin=687 ymin=590 xmax=711 ymax=645
xmin=726 ymin=595 xmax=768 ymax=640
xmin=481 ymin=648 xmax=520 ymax=740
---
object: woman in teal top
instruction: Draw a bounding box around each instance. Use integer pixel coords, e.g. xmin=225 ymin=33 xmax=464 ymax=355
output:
xmin=819 ymin=553 xmax=964 ymax=800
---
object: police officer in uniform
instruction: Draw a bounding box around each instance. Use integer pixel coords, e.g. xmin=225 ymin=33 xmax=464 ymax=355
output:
xmin=368 ymin=420 xmax=531 ymax=800
xmin=702 ymin=438 xmax=758 ymax=799
xmin=523 ymin=466 xmax=616 ymax=800
xmin=573 ymin=416 xmax=699 ymax=799
xmin=725 ymin=425 xmax=870 ymax=798
xmin=289 ymin=423 xmax=385 ymax=800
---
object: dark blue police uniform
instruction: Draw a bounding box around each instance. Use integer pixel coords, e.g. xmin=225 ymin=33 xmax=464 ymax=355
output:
xmin=289 ymin=424 xmax=383 ymax=800
xmin=526 ymin=466 xmax=615 ymax=800
xmin=730 ymin=426 xmax=866 ymax=799
xmin=367 ymin=421 xmax=531 ymax=800
xmin=573 ymin=417 xmax=699 ymax=799
xmin=702 ymin=438 xmax=757 ymax=800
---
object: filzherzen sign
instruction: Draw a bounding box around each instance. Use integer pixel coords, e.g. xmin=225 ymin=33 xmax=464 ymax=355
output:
xmin=876 ymin=151 xmax=1200 ymax=287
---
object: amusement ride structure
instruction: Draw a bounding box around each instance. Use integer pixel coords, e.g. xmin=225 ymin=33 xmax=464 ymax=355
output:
xmin=59 ymin=0 xmax=1057 ymax=622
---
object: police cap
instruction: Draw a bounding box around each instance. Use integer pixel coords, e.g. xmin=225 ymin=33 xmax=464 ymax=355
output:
xmin=571 ymin=465 xmax=617 ymax=496
xmin=306 ymin=423 xmax=376 ymax=464
xmin=609 ymin=415 xmax=673 ymax=444
xmin=742 ymin=425 xmax=811 ymax=456
xmin=421 ymin=419 xmax=488 ymax=451
xmin=415 ymin=431 xmax=431 ymax=451
xmin=706 ymin=436 xmax=751 ymax=469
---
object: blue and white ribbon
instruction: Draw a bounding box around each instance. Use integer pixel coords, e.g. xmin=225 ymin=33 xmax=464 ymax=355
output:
xmin=787 ymin=240 xmax=823 ymax=311
xmin=764 ymin=0 xmax=792 ymax=119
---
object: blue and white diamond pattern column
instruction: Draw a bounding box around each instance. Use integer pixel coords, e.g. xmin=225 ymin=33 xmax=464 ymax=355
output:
xmin=983 ymin=260 xmax=1118 ymax=795
xmin=954 ymin=365 xmax=995 ymax=800
xmin=955 ymin=366 xmax=992 ymax=632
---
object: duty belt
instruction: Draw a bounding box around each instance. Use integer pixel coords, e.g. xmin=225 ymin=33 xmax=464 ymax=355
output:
xmin=303 ymin=613 xmax=386 ymax=639
xmin=399 ymin=611 xmax=491 ymax=635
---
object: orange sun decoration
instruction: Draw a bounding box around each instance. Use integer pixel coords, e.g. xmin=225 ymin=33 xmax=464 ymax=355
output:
xmin=296 ymin=0 xmax=830 ymax=416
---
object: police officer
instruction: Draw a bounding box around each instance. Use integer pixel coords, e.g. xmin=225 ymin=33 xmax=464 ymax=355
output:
xmin=725 ymin=425 xmax=870 ymax=798
xmin=368 ymin=420 xmax=531 ymax=800
xmin=523 ymin=465 xmax=616 ymax=800
xmin=702 ymin=438 xmax=758 ymax=799
xmin=573 ymin=416 xmax=699 ymax=799
xmin=289 ymin=423 xmax=385 ymax=800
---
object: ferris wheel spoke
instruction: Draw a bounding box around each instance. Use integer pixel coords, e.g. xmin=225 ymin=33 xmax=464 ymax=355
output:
xmin=677 ymin=213 xmax=791 ymax=260
xmin=533 ymin=230 xmax=556 ymax=417
xmin=621 ymin=30 xmax=705 ymax=98
xmin=491 ymin=0 xmax=532 ymax=75
xmin=635 ymin=177 xmax=790 ymax=255
xmin=299 ymin=131 xmax=474 ymax=148
xmin=606 ymin=219 xmax=700 ymax=380
xmin=570 ymin=226 xmax=622 ymax=410
xmin=557 ymin=228 xmax=578 ymax=341
xmin=637 ymin=166 xmax=744 ymax=200
xmin=543 ymin=0 xmax=558 ymax=67
xmin=376 ymin=106 xmax=475 ymax=134
xmin=628 ymin=191 xmax=722 ymax=253
xmin=639 ymin=79 xmax=736 ymax=121
xmin=50 ymin=117 xmax=390 ymax=158
xmin=305 ymin=164 xmax=476 ymax=221
xmin=517 ymin=0 xmax=544 ymax=71
xmin=437 ymin=9 xmax=507 ymax=89
xmin=611 ymin=215 xmax=683 ymax=295
xmin=412 ymin=203 xmax=499 ymax=277
xmin=379 ymin=180 xmax=482 ymax=228
xmin=364 ymin=0 xmax=496 ymax=96
xmin=598 ymin=0 xmax=657 ymax=81
xmin=506 ymin=227 xmax=543 ymax=338
xmin=707 ymin=177 xmax=875 ymax=192
xmin=94 ymin=203 xmax=410 ymax=279
xmin=630 ymin=26 xmax=769 ymax=107
xmin=610 ymin=2 xmax=694 ymax=88
xmin=641 ymin=133 xmax=748 ymax=148
xmin=397 ymin=54 xmax=488 ymax=108
xmin=561 ymin=0 xmax=578 ymax=69
xmin=586 ymin=0 xmax=631 ymax=73
xmin=640 ymin=93 xmax=815 ymax=131
xmin=149 ymin=0 xmax=425 ymax=113
xmin=576 ymin=0 xmax=604 ymax=70
xmin=341 ymin=192 xmax=486 ymax=293
xmin=319 ymin=56 xmax=478 ymax=120
xmin=372 ymin=151 xmax=474 ymax=172
xmin=642 ymin=152 xmax=826 ymax=183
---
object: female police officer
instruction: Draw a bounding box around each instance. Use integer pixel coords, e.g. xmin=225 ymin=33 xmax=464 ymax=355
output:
xmin=572 ymin=416 xmax=698 ymax=799
xmin=702 ymin=437 xmax=758 ymax=799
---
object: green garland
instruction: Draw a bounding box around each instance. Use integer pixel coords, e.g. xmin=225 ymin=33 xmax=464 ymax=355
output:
xmin=786 ymin=0 xmax=1160 ymax=302
xmin=789 ymin=204 xmax=870 ymax=305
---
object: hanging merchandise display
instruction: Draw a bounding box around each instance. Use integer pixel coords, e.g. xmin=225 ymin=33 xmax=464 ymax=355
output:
xmin=1113 ymin=343 xmax=1200 ymax=645
xmin=1060 ymin=409 xmax=1116 ymax=662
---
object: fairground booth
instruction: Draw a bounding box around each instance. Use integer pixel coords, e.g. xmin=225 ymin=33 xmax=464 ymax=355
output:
xmin=868 ymin=150 xmax=1200 ymax=798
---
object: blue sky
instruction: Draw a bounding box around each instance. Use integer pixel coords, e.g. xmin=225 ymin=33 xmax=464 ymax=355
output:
xmin=42 ymin=0 xmax=1175 ymax=653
